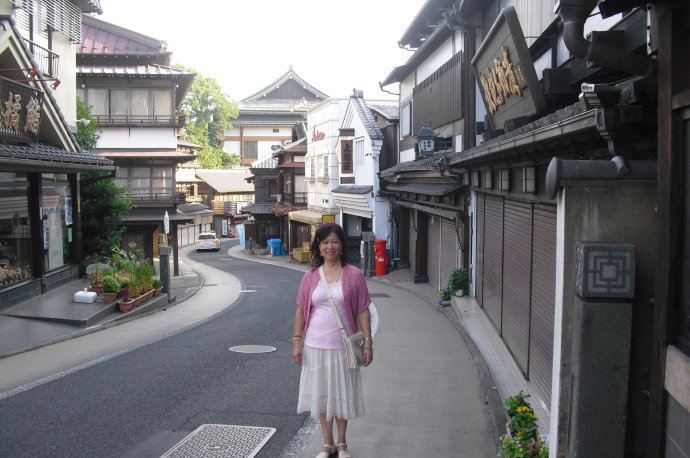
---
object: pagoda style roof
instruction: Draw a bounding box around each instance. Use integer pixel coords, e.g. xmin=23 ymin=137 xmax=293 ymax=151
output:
xmin=241 ymin=67 xmax=328 ymax=103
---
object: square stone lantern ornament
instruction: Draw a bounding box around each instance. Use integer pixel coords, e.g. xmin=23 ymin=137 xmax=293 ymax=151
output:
xmin=575 ymin=242 xmax=635 ymax=299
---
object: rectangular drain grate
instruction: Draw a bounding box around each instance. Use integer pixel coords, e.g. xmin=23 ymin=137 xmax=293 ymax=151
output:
xmin=370 ymin=293 xmax=390 ymax=298
xmin=161 ymin=424 xmax=276 ymax=458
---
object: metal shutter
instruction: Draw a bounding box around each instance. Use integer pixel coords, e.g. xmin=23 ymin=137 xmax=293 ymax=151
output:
xmin=409 ymin=210 xmax=417 ymax=273
xmin=483 ymin=195 xmax=504 ymax=331
xmin=529 ymin=204 xmax=557 ymax=405
xmin=427 ymin=215 xmax=441 ymax=290
xmin=501 ymin=200 xmax=533 ymax=375
xmin=441 ymin=218 xmax=458 ymax=291
xmin=475 ymin=193 xmax=485 ymax=306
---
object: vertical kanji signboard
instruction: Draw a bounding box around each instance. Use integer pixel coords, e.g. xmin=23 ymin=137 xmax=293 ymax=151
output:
xmin=471 ymin=7 xmax=546 ymax=132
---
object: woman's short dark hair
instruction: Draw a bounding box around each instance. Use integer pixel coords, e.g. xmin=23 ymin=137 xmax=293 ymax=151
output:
xmin=310 ymin=223 xmax=347 ymax=269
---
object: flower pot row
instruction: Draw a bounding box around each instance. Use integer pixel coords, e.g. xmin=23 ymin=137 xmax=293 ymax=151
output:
xmin=117 ymin=287 xmax=163 ymax=312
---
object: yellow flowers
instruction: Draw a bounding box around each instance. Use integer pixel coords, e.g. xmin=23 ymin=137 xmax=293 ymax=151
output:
xmin=516 ymin=405 xmax=532 ymax=415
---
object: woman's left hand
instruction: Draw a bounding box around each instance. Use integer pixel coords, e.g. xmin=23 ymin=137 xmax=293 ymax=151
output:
xmin=363 ymin=348 xmax=373 ymax=366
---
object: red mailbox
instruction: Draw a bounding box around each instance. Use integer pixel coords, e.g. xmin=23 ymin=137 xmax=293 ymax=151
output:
xmin=374 ymin=239 xmax=387 ymax=276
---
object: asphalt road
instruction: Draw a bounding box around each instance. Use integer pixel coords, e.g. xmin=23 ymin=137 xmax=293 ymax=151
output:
xmin=0 ymin=240 xmax=309 ymax=457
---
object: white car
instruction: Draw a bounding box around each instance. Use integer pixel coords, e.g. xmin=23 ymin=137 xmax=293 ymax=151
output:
xmin=196 ymin=232 xmax=220 ymax=252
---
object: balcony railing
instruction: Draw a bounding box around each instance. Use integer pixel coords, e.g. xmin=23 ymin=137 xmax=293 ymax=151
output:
xmin=93 ymin=114 xmax=186 ymax=127
xmin=0 ymin=76 xmax=43 ymax=143
xmin=21 ymin=38 xmax=59 ymax=79
xmin=283 ymin=192 xmax=308 ymax=205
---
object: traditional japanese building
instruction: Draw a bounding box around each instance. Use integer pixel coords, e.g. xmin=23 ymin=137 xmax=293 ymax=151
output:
xmin=0 ymin=0 xmax=113 ymax=308
xmin=76 ymin=16 xmax=196 ymax=271
xmin=223 ymin=67 xmax=328 ymax=166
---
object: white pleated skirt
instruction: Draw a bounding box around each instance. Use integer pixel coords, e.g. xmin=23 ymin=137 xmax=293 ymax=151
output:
xmin=297 ymin=345 xmax=365 ymax=420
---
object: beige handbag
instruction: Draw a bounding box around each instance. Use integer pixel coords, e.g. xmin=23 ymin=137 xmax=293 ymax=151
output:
xmin=319 ymin=267 xmax=365 ymax=369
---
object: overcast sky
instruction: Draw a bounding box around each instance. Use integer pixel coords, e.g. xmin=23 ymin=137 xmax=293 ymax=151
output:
xmin=97 ymin=0 xmax=422 ymax=102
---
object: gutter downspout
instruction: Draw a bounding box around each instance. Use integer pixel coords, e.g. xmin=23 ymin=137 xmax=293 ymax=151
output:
xmin=557 ymin=0 xmax=657 ymax=78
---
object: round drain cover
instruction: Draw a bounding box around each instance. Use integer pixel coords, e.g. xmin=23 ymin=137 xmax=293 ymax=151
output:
xmin=229 ymin=345 xmax=277 ymax=354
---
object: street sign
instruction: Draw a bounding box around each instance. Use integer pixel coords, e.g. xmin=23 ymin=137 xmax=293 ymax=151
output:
xmin=164 ymin=210 xmax=170 ymax=234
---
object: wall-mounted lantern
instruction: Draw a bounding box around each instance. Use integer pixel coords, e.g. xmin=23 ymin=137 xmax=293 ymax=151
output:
xmin=415 ymin=123 xmax=437 ymax=158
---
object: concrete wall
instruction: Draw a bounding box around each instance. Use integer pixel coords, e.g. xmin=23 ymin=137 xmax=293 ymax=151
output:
xmin=550 ymin=180 xmax=657 ymax=457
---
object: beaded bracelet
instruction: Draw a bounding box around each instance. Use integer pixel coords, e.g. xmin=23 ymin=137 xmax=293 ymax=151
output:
xmin=292 ymin=335 xmax=303 ymax=342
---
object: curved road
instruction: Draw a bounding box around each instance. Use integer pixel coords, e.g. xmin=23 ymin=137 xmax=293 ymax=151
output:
xmin=0 ymin=240 xmax=309 ymax=457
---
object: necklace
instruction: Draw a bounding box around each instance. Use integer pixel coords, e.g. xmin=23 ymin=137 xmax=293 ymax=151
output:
xmin=323 ymin=265 xmax=342 ymax=283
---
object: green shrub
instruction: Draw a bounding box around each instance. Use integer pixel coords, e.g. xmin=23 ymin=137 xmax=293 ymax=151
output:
xmin=102 ymin=276 xmax=121 ymax=294
xmin=153 ymin=279 xmax=162 ymax=289
xmin=440 ymin=267 xmax=470 ymax=301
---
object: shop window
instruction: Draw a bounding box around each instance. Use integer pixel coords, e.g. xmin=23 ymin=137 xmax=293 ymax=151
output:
xmin=42 ymin=174 xmax=73 ymax=272
xmin=0 ymin=172 xmax=32 ymax=287
xmin=341 ymin=139 xmax=353 ymax=174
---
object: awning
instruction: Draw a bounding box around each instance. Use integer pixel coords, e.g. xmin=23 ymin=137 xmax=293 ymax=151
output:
xmin=289 ymin=209 xmax=336 ymax=225
xmin=387 ymin=182 xmax=462 ymax=196
xmin=0 ymin=142 xmax=114 ymax=172
xmin=332 ymin=193 xmax=374 ymax=219
xmin=396 ymin=200 xmax=459 ymax=220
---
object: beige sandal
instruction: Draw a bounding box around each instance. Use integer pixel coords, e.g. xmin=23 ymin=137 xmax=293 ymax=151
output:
xmin=315 ymin=443 xmax=335 ymax=458
xmin=337 ymin=442 xmax=352 ymax=458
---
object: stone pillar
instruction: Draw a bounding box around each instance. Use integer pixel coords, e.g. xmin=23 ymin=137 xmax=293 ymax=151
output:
xmin=567 ymin=242 xmax=635 ymax=458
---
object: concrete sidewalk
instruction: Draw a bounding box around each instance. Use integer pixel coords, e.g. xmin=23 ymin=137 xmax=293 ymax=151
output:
xmin=0 ymin=246 xmax=204 ymax=360
xmin=228 ymin=245 xmax=500 ymax=457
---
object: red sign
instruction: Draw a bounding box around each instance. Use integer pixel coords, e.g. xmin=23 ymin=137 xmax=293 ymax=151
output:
xmin=312 ymin=130 xmax=325 ymax=142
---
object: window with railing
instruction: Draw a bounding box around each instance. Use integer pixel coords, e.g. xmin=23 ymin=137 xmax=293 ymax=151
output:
xmin=115 ymin=166 xmax=173 ymax=201
xmin=78 ymin=87 xmax=176 ymax=125
xmin=21 ymin=37 xmax=59 ymax=79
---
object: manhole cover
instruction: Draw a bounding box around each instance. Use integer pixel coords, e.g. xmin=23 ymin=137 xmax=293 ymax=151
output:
xmin=162 ymin=424 xmax=276 ymax=458
xmin=229 ymin=345 xmax=276 ymax=354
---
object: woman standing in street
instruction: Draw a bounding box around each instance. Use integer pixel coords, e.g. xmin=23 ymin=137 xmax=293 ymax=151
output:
xmin=292 ymin=223 xmax=373 ymax=458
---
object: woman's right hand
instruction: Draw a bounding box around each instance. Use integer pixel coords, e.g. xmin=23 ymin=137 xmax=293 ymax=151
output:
xmin=292 ymin=342 xmax=303 ymax=366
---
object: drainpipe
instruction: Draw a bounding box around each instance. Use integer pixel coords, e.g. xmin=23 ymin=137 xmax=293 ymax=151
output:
xmin=556 ymin=0 xmax=657 ymax=78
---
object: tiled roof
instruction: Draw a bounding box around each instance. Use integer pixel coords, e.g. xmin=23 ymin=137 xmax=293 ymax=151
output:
xmin=177 ymin=139 xmax=201 ymax=148
xmin=79 ymin=16 xmax=164 ymax=55
xmin=241 ymin=67 xmax=329 ymax=102
xmin=0 ymin=142 xmax=113 ymax=169
xmin=387 ymin=182 xmax=462 ymax=195
xmin=177 ymin=203 xmax=213 ymax=215
xmin=332 ymin=186 xmax=373 ymax=194
xmin=380 ymin=155 xmax=440 ymax=177
xmin=351 ymin=97 xmax=383 ymax=141
xmin=77 ymin=63 xmax=193 ymax=78
xmin=238 ymin=98 xmax=323 ymax=113
xmin=195 ymin=169 xmax=254 ymax=193
xmin=369 ymin=103 xmax=399 ymax=121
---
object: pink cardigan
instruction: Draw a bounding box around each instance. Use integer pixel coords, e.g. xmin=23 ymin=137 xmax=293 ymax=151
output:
xmin=297 ymin=264 xmax=371 ymax=333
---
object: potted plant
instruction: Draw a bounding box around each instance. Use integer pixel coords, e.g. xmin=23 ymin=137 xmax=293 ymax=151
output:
xmin=499 ymin=391 xmax=548 ymax=457
xmin=102 ymin=276 xmax=120 ymax=303
xmin=116 ymin=272 xmax=131 ymax=300
xmin=88 ymin=271 xmax=104 ymax=295
xmin=152 ymin=279 xmax=163 ymax=296
xmin=440 ymin=267 xmax=470 ymax=301
xmin=117 ymin=297 xmax=135 ymax=312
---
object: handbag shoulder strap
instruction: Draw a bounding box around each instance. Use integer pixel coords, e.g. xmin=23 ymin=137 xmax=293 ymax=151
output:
xmin=319 ymin=266 xmax=349 ymax=336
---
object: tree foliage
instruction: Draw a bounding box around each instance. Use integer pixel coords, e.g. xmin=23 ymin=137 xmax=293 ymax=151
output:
xmin=175 ymin=65 xmax=240 ymax=168
xmin=76 ymin=97 xmax=132 ymax=257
